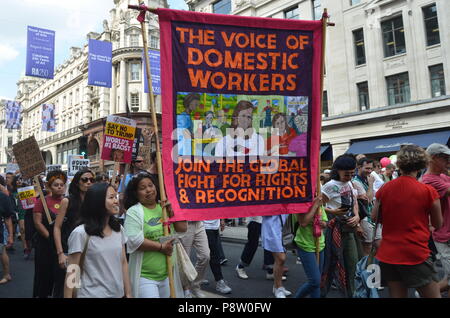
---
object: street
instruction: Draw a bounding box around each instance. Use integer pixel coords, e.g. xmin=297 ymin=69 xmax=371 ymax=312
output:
xmin=0 ymin=237 xmax=353 ymax=298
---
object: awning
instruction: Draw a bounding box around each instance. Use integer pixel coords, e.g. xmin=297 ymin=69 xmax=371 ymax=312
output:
xmin=346 ymin=130 xmax=450 ymax=154
xmin=320 ymin=144 xmax=333 ymax=161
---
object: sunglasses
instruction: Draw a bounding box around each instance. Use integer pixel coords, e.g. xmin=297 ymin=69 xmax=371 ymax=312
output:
xmin=133 ymin=160 xmax=144 ymax=163
xmin=80 ymin=177 xmax=95 ymax=183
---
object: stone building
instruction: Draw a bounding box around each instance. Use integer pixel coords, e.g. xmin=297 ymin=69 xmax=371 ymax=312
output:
xmin=8 ymin=0 xmax=167 ymax=173
xmin=185 ymin=0 xmax=450 ymax=164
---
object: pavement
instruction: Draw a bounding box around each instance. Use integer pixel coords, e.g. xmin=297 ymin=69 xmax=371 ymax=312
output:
xmin=220 ymin=224 xmax=249 ymax=244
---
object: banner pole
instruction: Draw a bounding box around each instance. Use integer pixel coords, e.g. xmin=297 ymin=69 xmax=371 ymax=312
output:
xmin=315 ymin=9 xmax=330 ymax=266
xmin=34 ymin=175 xmax=52 ymax=225
xmin=129 ymin=1 xmax=175 ymax=298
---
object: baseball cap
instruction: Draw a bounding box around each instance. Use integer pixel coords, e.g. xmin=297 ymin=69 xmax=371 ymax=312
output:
xmin=426 ymin=143 xmax=450 ymax=156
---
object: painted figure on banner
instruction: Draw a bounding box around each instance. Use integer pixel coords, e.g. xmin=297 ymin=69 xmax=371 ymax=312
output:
xmin=176 ymin=93 xmax=200 ymax=156
xmin=214 ymin=100 xmax=264 ymax=158
xmin=267 ymin=113 xmax=297 ymax=156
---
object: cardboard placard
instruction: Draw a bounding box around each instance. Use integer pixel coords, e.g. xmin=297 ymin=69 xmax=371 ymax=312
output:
xmin=12 ymin=136 xmax=46 ymax=179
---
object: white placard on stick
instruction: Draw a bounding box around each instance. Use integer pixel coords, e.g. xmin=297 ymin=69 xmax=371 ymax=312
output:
xmin=68 ymin=155 xmax=90 ymax=176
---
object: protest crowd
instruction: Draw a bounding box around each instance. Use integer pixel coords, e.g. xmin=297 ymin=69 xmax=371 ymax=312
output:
xmin=0 ymin=143 xmax=448 ymax=299
xmin=1 ymin=3 xmax=449 ymax=301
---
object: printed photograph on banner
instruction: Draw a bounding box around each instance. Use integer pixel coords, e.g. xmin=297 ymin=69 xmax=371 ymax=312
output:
xmin=175 ymin=92 xmax=309 ymax=158
xmin=3 ymin=100 xmax=22 ymax=129
xmin=101 ymin=115 xmax=137 ymax=164
xmin=42 ymin=103 xmax=56 ymax=132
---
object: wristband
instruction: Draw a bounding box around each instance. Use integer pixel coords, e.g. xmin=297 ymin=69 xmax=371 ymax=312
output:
xmin=57 ymin=251 xmax=64 ymax=255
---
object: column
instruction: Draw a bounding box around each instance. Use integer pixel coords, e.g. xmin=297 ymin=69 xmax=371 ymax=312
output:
xmin=99 ymin=87 xmax=110 ymax=118
xmin=141 ymin=73 xmax=149 ymax=112
xmin=81 ymin=80 xmax=91 ymax=125
xmin=119 ymin=59 xmax=127 ymax=113
xmin=110 ymin=64 xmax=117 ymax=115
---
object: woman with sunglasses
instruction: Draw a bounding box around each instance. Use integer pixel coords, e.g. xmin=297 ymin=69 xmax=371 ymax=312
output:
xmin=53 ymin=169 xmax=95 ymax=297
xmin=33 ymin=170 xmax=67 ymax=298
xmin=124 ymin=172 xmax=187 ymax=298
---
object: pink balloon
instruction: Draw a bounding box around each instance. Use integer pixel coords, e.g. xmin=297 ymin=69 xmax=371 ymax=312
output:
xmin=380 ymin=157 xmax=391 ymax=168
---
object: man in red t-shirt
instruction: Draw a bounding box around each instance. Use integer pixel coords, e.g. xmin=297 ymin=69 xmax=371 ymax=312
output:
xmin=423 ymin=143 xmax=450 ymax=298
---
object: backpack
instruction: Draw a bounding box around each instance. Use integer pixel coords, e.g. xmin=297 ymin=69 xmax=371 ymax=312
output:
xmin=280 ymin=214 xmax=298 ymax=251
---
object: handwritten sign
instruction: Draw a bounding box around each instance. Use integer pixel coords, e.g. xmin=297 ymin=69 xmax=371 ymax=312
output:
xmin=12 ymin=136 xmax=46 ymax=179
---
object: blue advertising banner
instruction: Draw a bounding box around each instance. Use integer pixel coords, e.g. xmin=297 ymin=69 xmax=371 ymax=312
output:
xmin=88 ymin=39 xmax=112 ymax=88
xmin=143 ymin=49 xmax=161 ymax=95
xmin=5 ymin=100 xmax=22 ymax=129
xmin=42 ymin=103 xmax=56 ymax=132
xmin=25 ymin=26 xmax=55 ymax=79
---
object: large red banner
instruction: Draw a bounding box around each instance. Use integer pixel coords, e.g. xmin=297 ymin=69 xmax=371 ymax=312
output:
xmin=156 ymin=9 xmax=323 ymax=221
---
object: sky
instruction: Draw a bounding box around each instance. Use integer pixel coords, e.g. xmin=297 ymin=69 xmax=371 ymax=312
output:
xmin=0 ymin=0 xmax=188 ymax=100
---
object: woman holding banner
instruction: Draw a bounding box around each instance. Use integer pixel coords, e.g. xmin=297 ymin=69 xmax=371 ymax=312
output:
xmin=64 ymin=183 xmax=131 ymax=298
xmin=294 ymin=196 xmax=328 ymax=298
xmin=124 ymin=173 xmax=186 ymax=298
xmin=53 ymin=169 xmax=95 ymax=297
xmin=33 ymin=170 xmax=67 ymax=298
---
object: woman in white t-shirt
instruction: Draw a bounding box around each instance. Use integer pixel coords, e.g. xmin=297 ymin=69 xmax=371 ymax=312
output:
xmin=64 ymin=183 xmax=131 ymax=298
xmin=321 ymin=154 xmax=362 ymax=298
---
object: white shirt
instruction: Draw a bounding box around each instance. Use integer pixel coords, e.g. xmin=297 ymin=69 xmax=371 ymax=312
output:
xmin=68 ymin=225 xmax=127 ymax=298
xmin=203 ymin=219 xmax=220 ymax=230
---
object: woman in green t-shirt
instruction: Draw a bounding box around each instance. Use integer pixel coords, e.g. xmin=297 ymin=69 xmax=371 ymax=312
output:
xmin=294 ymin=196 xmax=327 ymax=298
xmin=124 ymin=173 xmax=187 ymax=298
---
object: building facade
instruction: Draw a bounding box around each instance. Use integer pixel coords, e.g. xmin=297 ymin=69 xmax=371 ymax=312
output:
xmin=186 ymin=0 xmax=450 ymax=163
xmin=6 ymin=0 xmax=167 ymax=173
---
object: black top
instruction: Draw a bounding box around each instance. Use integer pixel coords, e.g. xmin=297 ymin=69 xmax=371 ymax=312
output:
xmin=0 ymin=192 xmax=14 ymax=244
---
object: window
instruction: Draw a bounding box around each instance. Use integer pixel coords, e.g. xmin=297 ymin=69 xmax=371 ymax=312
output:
xmin=149 ymin=35 xmax=159 ymax=49
xmin=312 ymin=0 xmax=322 ymax=20
xmin=423 ymin=4 xmax=440 ymax=46
xmin=381 ymin=16 xmax=406 ymax=57
xmin=357 ymin=82 xmax=370 ymax=110
xmin=353 ymin=28 xmax=366 ymax=65
xmin=130 ymin=93 xmax=139 ymax=112
xmin=322 ymin=91 xmax=328 ymax=117
xmin=284 ymin=7 xmax=299 ymax=20
xmin=386 ymin=72 xmax=410 ymax=105
xmin=213 ymin=0 xmax=231 ymax=15
xmin=75 ymin=89 xmax=79 ymax=104
xmin=429 ymin=64 xmax=446 ymax=97
xmin=130 ymin=62 xmax=141 ymax=81
xmin=130 ymin=34 xmax=139 ymax=47
xmin=350 ymin=0 xmax=361 ymax=5
xmin=7 ymin=137 xmax=13 ymax=148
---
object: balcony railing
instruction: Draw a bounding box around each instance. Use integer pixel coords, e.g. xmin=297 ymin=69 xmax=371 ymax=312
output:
xmin=37 ymin=127 xmax=81 ymax=146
